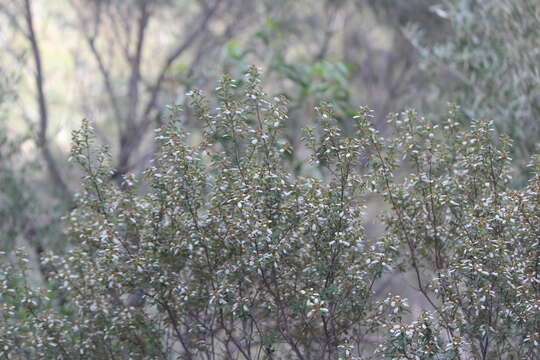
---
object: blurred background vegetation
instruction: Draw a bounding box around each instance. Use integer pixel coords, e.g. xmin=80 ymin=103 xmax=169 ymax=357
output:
xmin=0 ymin=0 xmax=539 ymax=272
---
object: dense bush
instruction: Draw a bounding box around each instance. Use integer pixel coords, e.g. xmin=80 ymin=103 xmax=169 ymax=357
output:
xmin=1 ymin=68 xmax=538 ymax=359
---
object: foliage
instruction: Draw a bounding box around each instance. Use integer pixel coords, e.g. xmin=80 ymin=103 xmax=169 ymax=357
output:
xmin=0 ymin=68 xmax=64 ymax=254
xmin=220 ymin=25 xmax=354 ymax=171
xmin=0 ymin=0 xmax=440 ymax=259
xmin=372 ymin=106 xmax=539 ymax=359
xmin=409 ymin=0 xmax=540 ymax=180
xmin=1 ymin=69 xmax=539 ymax=359
xmin=0 ymin=68 xmax=37 ymax=251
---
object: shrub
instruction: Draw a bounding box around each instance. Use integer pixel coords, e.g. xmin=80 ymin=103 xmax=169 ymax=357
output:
xmin=373 ymin=108 xmax=539 ymax=359
xmin=1 ymin=68 xmax=538 ymax=359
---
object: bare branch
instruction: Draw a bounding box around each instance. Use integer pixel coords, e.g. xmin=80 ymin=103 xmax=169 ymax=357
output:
xmin=70 ymin=0 xmax=124 ymax=128
xmin=314 ymin=2 xmax=340 ymax=61
xmin=139 ymin=0 xmax=224 ymax=134
xmin=87 ymin=37 xmax=124 ymax=125
xmin=0 ymin=3 xmax=27 ymax=37
xmin=126 ymin=0 xmax=150 ymax=128
xmin=111 ymin=0 xmax=224 ymax=179
xmin=23 ymin=0 xmax=73 ymax=203
xmin=114 ymin=0 xmax=152 ymax=178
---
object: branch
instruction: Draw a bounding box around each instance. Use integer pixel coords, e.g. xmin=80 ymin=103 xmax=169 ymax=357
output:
xmin=115 ymin=0 xmax=151 ymax=177
xmin=87 ymin=37 xmax=124 ymax=124
xmin=70 ymin=0 xmax=124 ymax=127
xmin=111 ymin=0 xmax=224 ymax=179
xmin=314 ymin=3 xmax=340 ymax=61
xmin=126 ymin=0 xmax=150 ymax=128
xmin=23 ymin=0 xmax=73 ymax=203
xmin=0 ymin=3 xmax=27 ymax=37
xmin=139 ymin=0 xmax=224 ymax=135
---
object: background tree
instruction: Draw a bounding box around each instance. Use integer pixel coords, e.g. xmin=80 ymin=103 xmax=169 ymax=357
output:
xmin=0 ymin=0 xmax=442 ymax=256
xmin=409 ymin=0 xmax=540 ymax=180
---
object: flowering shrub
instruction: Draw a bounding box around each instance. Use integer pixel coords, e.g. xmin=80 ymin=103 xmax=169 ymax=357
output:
xmin=373 ymin=108 xmax=539 ymax=359
xmin=1 ymin=68 xmax=538 ymax=359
